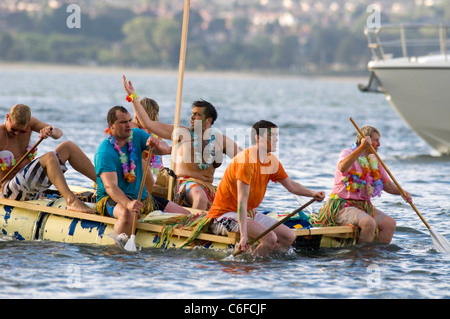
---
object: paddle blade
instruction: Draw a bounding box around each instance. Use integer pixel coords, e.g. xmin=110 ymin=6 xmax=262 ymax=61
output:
xmin=294 ymin=195 xmax=313 ymax=214
xmin=124 ymin=235 xmax=137 ymax=252
xmin=430 ymin=229 xmax=450 ymax=254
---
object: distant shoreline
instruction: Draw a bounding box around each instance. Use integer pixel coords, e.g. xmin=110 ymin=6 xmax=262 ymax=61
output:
xmin=0 ymin=62 xmax=368 ymax=83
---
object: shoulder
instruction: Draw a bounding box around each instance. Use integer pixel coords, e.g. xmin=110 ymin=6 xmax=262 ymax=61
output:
xmin=337 ymin=147 xmax=353 ymax=161
xmin=132 ymin=127 xmax=150 ymax=138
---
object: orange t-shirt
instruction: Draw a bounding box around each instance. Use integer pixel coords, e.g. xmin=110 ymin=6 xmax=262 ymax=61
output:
xmin=207 ymin=146 xmax=288 ymax=219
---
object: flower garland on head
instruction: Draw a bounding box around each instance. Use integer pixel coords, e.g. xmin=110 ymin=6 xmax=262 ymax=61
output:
xmin=191 ymin=127 xmax=215 ymax=170
xmin=105 ymin=128 xmax=137 ymax=183
xmin=343 ymin=145 xmax=383 ymax=198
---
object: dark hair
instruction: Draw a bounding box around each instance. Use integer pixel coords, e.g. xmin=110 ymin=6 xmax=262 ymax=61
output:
xmin=107 ymin=106 xmax=128 ymax=125
xmin=192 ymin=99 xmax=218 ymax=125
xmin=251 ymin=120 xmax=278 ymax=144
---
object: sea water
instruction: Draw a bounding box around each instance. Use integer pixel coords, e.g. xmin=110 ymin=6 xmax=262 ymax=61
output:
xmin=0 ymin=65 xmax=449 ymax=300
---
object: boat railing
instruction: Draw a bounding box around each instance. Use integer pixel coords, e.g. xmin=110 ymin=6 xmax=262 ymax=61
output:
xmin=364 ymin=24 xmax=450 ymax=61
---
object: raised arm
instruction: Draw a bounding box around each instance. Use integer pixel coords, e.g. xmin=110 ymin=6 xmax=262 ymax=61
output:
xmin=222 ymin=133 xmax=243 ymax=158
xmin=337 ymin=136 xmax=372 ymax=173
xmin=123 ymin=75 xmax=174 ymax=140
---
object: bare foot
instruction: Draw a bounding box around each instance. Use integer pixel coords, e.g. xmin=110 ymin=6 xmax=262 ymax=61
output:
xmin=66 ymin=196 xmax=95 ymax=214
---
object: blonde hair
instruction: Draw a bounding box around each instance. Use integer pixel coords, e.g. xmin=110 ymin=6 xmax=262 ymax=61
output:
xmin=356 ymin=125 xmax=380 ymax=146
xmin=140 ymin=98 xmax=159 ymax=121
xmin=9 ymin=104 xmax=31 ymax=126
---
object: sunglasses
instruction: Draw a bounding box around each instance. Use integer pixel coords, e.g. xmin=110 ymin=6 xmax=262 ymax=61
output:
xmin=7 ymin=117 xmax=28 ymax=134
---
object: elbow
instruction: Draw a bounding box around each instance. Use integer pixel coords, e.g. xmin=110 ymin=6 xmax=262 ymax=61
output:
xmin=337 ymin=163 xmax=347 ymax=174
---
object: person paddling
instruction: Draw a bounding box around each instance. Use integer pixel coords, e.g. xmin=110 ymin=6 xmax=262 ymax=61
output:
xmin=94 ymin=106 xmax=190 ymax=247
xmin=0 ymin=104 xmax=96 ymax=214
xmin=207 ymin=120 xmax=325 ymax=257
xmin=311 ymin=125 xmax=412 ymax=244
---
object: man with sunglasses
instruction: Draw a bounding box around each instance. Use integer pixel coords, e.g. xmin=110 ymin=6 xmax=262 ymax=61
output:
xmin=0 ymin=104 xmax=96 ymax=213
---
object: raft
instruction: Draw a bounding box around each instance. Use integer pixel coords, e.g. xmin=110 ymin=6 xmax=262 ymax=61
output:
xmin=0 ymin=188 xmax=357 ymax=251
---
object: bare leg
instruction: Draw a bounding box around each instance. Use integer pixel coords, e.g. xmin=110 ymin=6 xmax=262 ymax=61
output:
xmin=246 ymin=219 xmax=278 ymax=257
xmin=376 ymin=215 xmax=396 ymax=244
xmin=186 ymin=185 xmax=210 ymax=210
xmin=164 ymin=201 xmax=190 ymax=215
xmin=357 ymin=216 xmax=376 ymax=243
xmin=55 ymin=141 xmax=96 ymax=182
xmin=113 ymin=204 xmax=134 ymax=236
xmin=272 ymin=223 xmax=296 ymax=251
xmin=39 ymin=151 xmax=94 ymax=214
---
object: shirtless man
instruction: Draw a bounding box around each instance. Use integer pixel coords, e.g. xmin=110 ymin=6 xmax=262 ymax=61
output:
xmin=123 ymin=75 xmax=242 ymax=210
xmin=0 ymin=104 xmax=96 ymax=213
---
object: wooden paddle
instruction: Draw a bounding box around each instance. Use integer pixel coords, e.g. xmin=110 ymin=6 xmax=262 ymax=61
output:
xmin=1 ymin=137 xmax=44 ymax=184
xmin=167 ymin=0 xmax=190 ymax=201
xmin=350 ymin=117 xmax=450 ymax=253
xmin=124 ymin=148 xmax=153 ymax=252
xmin=232 ymin=198 xmax=316 ymax=257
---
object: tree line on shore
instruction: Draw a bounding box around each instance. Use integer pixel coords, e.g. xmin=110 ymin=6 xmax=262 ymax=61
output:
xmin=0 ymin=4 xmax=434 ymax=74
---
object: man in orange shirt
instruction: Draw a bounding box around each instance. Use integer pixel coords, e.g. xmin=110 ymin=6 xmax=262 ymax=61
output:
xmin=207 ymin=120 xmax=325 ymax=257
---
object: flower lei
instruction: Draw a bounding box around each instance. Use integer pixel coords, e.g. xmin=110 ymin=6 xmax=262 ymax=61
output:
xmin=343 ymin=146 xmax=383 ymax=198
xmin=191 ymin=127 xmax=215 ymax=170
xmin=0 ymin=156 xmax=15 ymax=171
xmin=27 ymin=145 xmax=38 ymax=161
xmin=105 ymin=128 xmax=137 ymax=183
xmin=0 ymin=146 xmax=37 ymax=171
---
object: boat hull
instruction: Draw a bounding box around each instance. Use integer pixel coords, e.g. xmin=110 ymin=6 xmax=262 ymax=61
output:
xmin=0 ymin=197 xmax=356 ymax=251
xmin=369 ymin=61 xmax=450 ymax=154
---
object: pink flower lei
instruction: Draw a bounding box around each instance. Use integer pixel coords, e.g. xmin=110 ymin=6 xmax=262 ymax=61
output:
xmin=106 ymin=129 xmax=137 ymax=183
xmin=343 ymin=144 xmax=383 ymax=198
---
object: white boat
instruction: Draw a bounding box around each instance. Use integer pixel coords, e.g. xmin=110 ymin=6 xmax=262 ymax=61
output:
xmin=359 ymin=24 xmax=450 ymax=155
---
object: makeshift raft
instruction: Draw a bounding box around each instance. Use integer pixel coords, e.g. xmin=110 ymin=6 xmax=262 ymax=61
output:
xmin=0 ymin=188 xmax=357 ymax=251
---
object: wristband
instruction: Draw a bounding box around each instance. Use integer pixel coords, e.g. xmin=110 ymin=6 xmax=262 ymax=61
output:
xmin=126 ymin=93 xmax=139 ymax=102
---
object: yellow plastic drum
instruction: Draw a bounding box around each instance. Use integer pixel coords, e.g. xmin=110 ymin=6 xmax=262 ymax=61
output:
xmin=38 ymin=198 xmax=116 ymax=245
xmin=0 ymin=201 xmax=45 ymax=241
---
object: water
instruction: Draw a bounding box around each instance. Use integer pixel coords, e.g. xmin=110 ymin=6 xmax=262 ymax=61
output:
xmin=0 ymin=65 xmax=449 ymax=300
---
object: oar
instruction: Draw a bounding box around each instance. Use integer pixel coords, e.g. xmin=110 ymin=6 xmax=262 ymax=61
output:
xmin=124 ymin=148 xmax=152 ymax=252
xmin=167 ymin=0 xmax=190 ymax=201
xmin=350 ymin=117 xmax=450 ymax=253
xmin=232 ymin=198 xmax=316 ymax=257
xmin=1 ymin=137 xmax=44 ymax=183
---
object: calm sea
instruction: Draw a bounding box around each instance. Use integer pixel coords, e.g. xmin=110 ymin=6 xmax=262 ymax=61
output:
xmin=0 ymin=65 xmax=449 ymax=301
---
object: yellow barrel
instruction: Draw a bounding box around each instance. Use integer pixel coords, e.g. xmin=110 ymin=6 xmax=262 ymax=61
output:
xmin=0 ymin=200 xmax=47 ymax=241
xmin=38 ymin=198 xmax=116 ymax=245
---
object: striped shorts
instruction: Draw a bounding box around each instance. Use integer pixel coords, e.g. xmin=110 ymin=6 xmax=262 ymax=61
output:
xmin=1 ymin=151 xmax=67 ymax=201
xmin=209 ymin=211 xmax=277 ymax=236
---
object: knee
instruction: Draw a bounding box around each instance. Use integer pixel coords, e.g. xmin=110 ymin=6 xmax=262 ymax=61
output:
xmin=115 ymin=205 xmax=134 ymax=223
xmin=261 ymin=232 xmax=277 ymax=250
xmin=58 ymin=140 xmax=78 ymax=152
xmin=39 ymin=151 xmax=59 ymax=166
xmin=190 ymin=189 xmax=209 ymax=208
xmin=285 ymin=230 xmax=296 ymax=246
xmin=380 ymin=216 xmax=396 ymax=233
xmin=359 ymin=217 xmax=377 ymax=233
